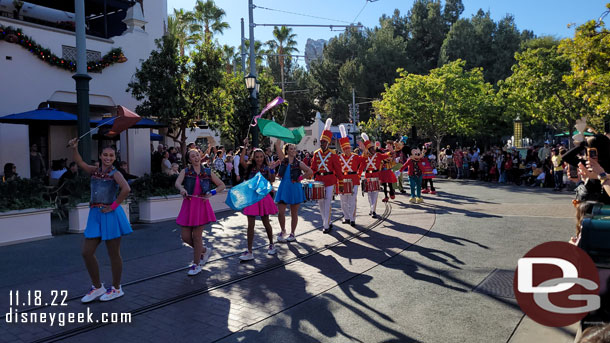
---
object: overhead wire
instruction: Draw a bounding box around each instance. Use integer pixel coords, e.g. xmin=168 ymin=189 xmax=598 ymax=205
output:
xmin=256 ymin=5 xmax=352 ymax=24
xmin=352 ymin=0 xmax=368 ymax=24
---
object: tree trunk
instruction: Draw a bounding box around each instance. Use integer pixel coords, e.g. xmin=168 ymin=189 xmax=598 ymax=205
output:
xmin=567 ymin=118 xmax=575 ymax=149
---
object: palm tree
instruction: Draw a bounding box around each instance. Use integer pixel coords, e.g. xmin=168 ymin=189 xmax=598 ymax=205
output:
xmin=167 ymin=9 xmax=194 ymax=57
xmin=266 ymin=26 xmax=299 ymax=101
xmin=191 ymin=0 xmax=230 ymax=45
xmin=221 ymin=44 xmax=237 ymax=73
xmin=245 ymin=39 xmax=267 ymax=73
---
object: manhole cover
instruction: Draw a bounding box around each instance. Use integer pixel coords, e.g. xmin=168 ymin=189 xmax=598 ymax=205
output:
xmin=473 ymin=269 xmax=515 ymax=299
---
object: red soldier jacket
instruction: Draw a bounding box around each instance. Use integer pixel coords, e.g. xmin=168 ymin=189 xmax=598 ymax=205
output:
xmin=358 ymin=152 xmax=391 ymax=179
xmin=338 ymin=152 xmax=364 ymax=185
xmin=310 ymin=148 xmax=342 ymax=186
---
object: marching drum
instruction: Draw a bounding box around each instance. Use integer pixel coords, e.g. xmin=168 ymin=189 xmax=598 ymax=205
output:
xmin=336 ymin=179 xmax=354 ymax=195
xmin=302 ymin=181 xmax=326 ymax=201
xmin=363 ymin=177 xmax=380 ymax=192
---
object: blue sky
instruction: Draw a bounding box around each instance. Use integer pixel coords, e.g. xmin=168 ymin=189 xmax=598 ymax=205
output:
xmin=168 ymin=0 xmax=609 ymax=65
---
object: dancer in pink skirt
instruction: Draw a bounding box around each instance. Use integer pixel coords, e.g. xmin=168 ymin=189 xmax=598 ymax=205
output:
xmin=238 ymin=144 xmax=280 ymax=261
xmin=175 ymin=149 xmax=225 ymax=275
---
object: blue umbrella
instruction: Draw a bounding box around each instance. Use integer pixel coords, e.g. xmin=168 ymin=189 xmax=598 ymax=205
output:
xmin=0 ymin=108 xmax=79 ymax=125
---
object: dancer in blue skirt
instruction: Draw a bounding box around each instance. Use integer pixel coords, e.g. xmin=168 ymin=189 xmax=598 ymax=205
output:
xmin=274 ymin=139 xmax=313 ymax=242
xmin=68 ymin=138 xmax=132 ymax=303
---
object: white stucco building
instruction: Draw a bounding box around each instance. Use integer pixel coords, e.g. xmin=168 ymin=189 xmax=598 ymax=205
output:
xmin=0 ymin=0 xmax=169 ymax=177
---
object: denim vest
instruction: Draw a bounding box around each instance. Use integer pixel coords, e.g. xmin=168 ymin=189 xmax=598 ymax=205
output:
xmin=183 ymin=166 xmax=212 ymax=195
xmin=278 ymin=158 xmax=301 ymax=183
xmin=90 ymin=167 xmax=119 ymax=204
xmin=246 ymin=164 xmax=272 ymax=182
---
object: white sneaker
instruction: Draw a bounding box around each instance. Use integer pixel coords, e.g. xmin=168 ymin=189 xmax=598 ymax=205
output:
xmin=81 ymin=284 xmax=106 ymax=303
xmin=268 ymin=244 xmax=277 ymax=255
xmin=187 ymin=264 xmax=202 ymax=276
xmin=99 ymin=286 xmax=124 ymax=302
xmin=277 ymin=233 xmax=287 ymax=243
xmin=200 ymin=246 xmax=213 ymax=266
xmin=286 ymin=234 xmax=296 ymax=242
xmin=239 ymin=251 xmax=254 ymax=261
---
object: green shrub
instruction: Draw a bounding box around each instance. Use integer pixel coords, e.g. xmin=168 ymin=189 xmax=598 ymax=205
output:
xmin=129 ymin=173 xmax=180 ymax=200
xmin=0 ymin=178 xmax=51 ymax=212
xmin=60 ymin=175 xmax=91 ymax=206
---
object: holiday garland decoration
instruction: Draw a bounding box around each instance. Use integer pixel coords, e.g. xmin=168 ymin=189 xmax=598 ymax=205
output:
xmin=0 ymin=25 xmax=126 ymax=73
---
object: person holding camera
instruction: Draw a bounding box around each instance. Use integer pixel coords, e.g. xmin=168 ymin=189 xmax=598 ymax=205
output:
xmin=563 ymin=134 xmax=610 ymax=205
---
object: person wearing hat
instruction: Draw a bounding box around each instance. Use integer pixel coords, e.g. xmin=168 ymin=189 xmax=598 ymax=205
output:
xmin=337 ymin=125 xmax=363 ymax=227
xmin=310 ymin=119 xmax=342 ymax=233
xmin=358 ymin=133 xmax=393 ymax=218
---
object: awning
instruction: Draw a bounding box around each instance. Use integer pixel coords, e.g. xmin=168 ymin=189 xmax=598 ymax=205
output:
xmin=0 ymin=108 xmax=81 ymax=125
xmin=150 ymin=132 xmax=163 ymax=141
xmin=332 ymin=132 xmax=353 ymax=141
xmin=554 ymin=130 xmax=594 ymax=137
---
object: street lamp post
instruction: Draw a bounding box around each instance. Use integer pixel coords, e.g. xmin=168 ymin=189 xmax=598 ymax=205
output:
xmin=245 ymin=74 xmax=260 ymax=147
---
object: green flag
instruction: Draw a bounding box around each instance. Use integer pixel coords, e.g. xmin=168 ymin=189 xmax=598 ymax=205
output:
xmin=257 ymin=119 xmax=305 ymax=144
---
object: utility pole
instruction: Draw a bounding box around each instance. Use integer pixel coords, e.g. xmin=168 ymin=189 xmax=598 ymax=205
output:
xmin=73 ymin=0 xmax=91 ymax=163
xmin=248 ymin=0 xmax=260 ymax=148
xmin=240 ymin=18 xmax=246 ymax=74
xmin=352 ymin=88 xmax=357 ymax=147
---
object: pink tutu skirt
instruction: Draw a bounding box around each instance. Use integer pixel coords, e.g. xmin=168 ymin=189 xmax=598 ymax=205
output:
xmin=243 ymin=194 xmax=278 ymax=217
xmin=176 ymin=197 xmax=216 ymax=227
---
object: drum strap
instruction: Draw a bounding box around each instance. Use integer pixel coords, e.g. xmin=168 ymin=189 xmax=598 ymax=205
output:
xmin=317 ymin=151 xmax=331 ymax=173
xmin=339 ymin=154 xmax=354 ymax=173
xmin=365 ymin=154 xmax=377 ymax=171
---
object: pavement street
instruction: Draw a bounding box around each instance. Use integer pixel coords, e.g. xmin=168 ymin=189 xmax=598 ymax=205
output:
xmin=0 ymin=179 xmax=579 ymax=343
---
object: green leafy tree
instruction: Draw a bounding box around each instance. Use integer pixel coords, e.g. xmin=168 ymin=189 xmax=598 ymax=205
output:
xmin=127 ymin=36 xmax=224 ymax=157
xmin=559 ymin=4 xmax=610 ymax=130
xmin=501 ymin=37 xmax=592 ymax=143
xmin=373 ymin=60 xmax=495 ymax=153
xmin=210 ymin=72 xmax=281 ymax=146
xmin=439 ymin=11 xmax=531 ymax=84
xmin=405 ymin=0 xmax=448 ymax=74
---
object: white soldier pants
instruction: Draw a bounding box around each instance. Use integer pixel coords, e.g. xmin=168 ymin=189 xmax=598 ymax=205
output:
xmin=340 ymin=185 xmax=359 ymax=221
xmin=317 ymin=185 xmax=335 ymax=229
xmin=368 ymin=190 xmax=378 ymax=214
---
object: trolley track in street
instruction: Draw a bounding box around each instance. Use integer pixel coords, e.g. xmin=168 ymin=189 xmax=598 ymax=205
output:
xmin=31 ymin=202 xmax=392 ymax=343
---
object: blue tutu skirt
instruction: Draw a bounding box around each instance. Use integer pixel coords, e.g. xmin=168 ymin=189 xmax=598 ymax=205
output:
xmin=84 ymin=206 xmax=132 ymax=241
xmin=275 ymin=179 xmax=305 ymax=205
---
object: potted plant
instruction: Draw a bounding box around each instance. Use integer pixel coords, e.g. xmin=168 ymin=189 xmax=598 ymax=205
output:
xmin=130 ymin=173 xmax=183 ymax=223
xmin=0 ymin=178 xmax=53 ymax=245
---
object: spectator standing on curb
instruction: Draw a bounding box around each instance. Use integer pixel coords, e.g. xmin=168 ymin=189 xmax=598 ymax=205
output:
xmin=551 ymin=148 xmax=564 ymax=191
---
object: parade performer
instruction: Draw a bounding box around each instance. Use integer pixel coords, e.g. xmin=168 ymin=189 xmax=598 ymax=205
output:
xmin=68 ymin=138 xmax=132 ymax=303
xmin=421 ymin=144 xmax=437 ymax=194
xmin=310 ymin=119 xmax=343 ymax=233
xmin=358 ymin=133 xmax=392 ymax=219
xmin=175 ymin=149 xmax=226 ymax=275
xmin=274 ymin=139 xmax=313 ymax=242
xmin=400 ymin=147 xmax=426 ymax=204
xmin=238 ymin=143 xmax=279 ymax=261
xmin=337 ymin=125 xmax=363 ymax=227
xmin=379 ymin=142 xmax=398 ymax=202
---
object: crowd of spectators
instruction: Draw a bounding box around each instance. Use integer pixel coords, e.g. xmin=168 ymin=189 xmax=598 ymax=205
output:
xmin=435 ymin=141 xmax=571 ymax=190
